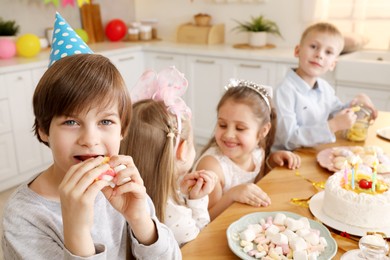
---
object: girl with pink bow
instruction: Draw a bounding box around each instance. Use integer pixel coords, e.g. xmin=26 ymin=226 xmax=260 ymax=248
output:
xmin=121 ymin=66 xmax=218 ymax=247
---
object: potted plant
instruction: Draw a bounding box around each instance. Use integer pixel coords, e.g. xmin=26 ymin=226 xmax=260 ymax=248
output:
xmin=233 ymin=15 xmax=282 ymax=47
xmin=0 ymin=18 xmax=20 ymax=39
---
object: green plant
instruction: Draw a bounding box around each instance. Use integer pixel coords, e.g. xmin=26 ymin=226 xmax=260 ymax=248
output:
xmin=0 ymin=18 xmax=20 ymax=36
xmin=233 ymin=15 xmax=282 ymax=38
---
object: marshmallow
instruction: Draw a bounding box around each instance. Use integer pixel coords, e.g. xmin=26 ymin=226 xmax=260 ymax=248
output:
xmin=243 ymin=243 xmax=254 ymax=253
xmin=308 ymin=252 xmax=318 ymax=260
xmin=293 ymin=250 xmax=308 ymax=260
xmin=265 ymin=225 xmax=280 ymax=237
xmin=273 ymin=213 xmax=287 ymax=225
xmin=248 ymin=224 xmax=263 ymax=234
xmin=255 ymin=251 xmax=266 ymax=259
xmin=281 ymin=229 xmax=298 ymax=242
xmin=271 ymin=233 xmax=288 ymax=245
xmin=240 ymin=229 xmax=256 ymax=242
xmin=319 ymin=237 xmax=328 ymax=247
xmin=296 ymin=228 xmax=310 ymax=237
xmin=303 ymin=232 xmax=320 ymax=246
xmin=290 ymin=237 xmax=308 ymax=251
xmin=285 ymin=218 xmax=304 ymax=231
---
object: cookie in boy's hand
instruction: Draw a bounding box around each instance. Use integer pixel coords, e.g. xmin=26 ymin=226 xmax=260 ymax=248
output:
xmin=97 ymin=157 xmax=130 ymax=188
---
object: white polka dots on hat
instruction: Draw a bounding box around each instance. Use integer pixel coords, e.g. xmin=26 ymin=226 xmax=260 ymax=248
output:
xmin=48 ymin=12 xmax=93 ymax=67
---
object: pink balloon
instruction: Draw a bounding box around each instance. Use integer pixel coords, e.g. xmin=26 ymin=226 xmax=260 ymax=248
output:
xmin=0 ymin=38 xmax=17 ymax=59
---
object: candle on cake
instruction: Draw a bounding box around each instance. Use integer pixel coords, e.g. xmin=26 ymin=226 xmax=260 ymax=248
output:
xmin=372 ymin=159 xmax=378 ymax=192
xmin=343 ymin=160 xmax=348 ymax=187
xmin=350 ymin=155 xmax=360 ymax=190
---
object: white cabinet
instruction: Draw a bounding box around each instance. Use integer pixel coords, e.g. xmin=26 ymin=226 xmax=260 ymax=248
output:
xmin=109 ymin=51 xmax=145 ymax=92
xmin=5 ymin=70 xmax=43 ymax=173
xmin=144 ymin=51 xmax=186 ymax=73
xmin=0 ymin=67 xmax=52 ymax=192
xmin=0 ymin=87 xmax=18 ymax=183
xmin=186 ymin=55 xmax=226 ymax=144
xmin=32 ymin=67 xmax=53 ymax=165
xmin=226 ymin=59 xmax=277 ymax=87
xmin=336 ymin=85 xmax=390 ymax=111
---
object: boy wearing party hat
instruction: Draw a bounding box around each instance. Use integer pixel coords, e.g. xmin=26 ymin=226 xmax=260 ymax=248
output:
xmin=1 ymin=13 xmax=181 ymax=259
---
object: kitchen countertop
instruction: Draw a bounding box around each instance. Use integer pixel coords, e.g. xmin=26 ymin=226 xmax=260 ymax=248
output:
xmin=0 ymin=41 xmax=298 ymax=73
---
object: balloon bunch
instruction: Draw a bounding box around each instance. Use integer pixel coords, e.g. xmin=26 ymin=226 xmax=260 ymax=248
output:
xmin=0 ymin=34 xmax=41 ymax=59
xmin=0 ymin=28 xmax=89 ymax=60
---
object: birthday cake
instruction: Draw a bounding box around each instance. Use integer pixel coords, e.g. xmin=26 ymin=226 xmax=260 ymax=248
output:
xmin=322 ymin=170 xmax=390 ymax=229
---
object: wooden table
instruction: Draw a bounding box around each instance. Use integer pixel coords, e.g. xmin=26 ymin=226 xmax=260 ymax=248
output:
xmin=182 ymin=111 xmax=390 ymax=259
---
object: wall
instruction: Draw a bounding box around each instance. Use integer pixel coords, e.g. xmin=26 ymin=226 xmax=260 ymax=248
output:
xmin=134 ymin=0 xmax=305 ymax=47
xmin=0 ymin=0 xmax=135 ymax=38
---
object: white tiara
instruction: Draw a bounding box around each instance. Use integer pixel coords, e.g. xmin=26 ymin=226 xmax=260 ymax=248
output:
xmin=224 ymin=78 xmax=271 ymax=111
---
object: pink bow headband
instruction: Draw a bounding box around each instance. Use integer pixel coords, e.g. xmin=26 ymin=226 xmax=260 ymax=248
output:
xmin=131 ymin=66 xmax=192 ymax=153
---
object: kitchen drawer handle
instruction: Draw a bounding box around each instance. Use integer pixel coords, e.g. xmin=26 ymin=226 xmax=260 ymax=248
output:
xmin=195 ymin=59 xmax=215 ymax=64
xmin=239 ymin=64 xmax=262 ymax=69
xmin=118 ymin=56 xmax=135 ymax=62
xmin=156 ymin=56 xmax=174 ymax=60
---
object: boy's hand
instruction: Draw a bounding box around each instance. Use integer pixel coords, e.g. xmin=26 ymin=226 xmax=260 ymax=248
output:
xmin=328 ymin=108 xmax=357 ymax=133
xmin=351 ymin=93 xmax=378 ymax=120
xmin=59 ymin=156 xmax=113 ymax=256
xmin=101 ymin=155 xmax=148 ymax=220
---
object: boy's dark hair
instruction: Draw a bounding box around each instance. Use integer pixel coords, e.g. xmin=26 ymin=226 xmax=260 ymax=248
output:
xmin=33 ymin=54 xmax=132 ymax=146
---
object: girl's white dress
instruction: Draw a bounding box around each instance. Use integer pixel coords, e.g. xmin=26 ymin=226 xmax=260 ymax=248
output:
xmin=194 ymin=146 xmax=264 ymax=192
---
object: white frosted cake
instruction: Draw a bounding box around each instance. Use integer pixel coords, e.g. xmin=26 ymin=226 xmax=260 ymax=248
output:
xmin=323 ymin=171 xmax=390 ymax=229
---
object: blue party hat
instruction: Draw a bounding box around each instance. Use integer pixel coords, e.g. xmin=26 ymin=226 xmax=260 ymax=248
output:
xmin=48 ymin=12 xmax=93 ymax=67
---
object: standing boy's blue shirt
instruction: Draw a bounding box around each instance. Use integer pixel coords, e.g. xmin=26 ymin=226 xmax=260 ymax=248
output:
xmin=273 ymin=69 xmax=348 ymax=151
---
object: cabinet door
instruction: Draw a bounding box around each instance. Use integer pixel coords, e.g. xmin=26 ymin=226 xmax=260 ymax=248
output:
xmin=5 ymin=70 xmax=43 ymax=173
xmin=186 ymin=56 xmax=226 ymax=144
xmin=275 ymin=62 xmax=296 ymax=87
xmin=144 ymin=51 xmax=186 ymax=73
xmin=337 ymin=85 xmax=390 ymax=112
xmin=109 ymin=51 xmax=145 ymax=92
xmin=0 ymin=133 xmax=18 ymax=182
xmin=32 ymin=67 xmax=53 ymax=165
xmin=226 ymin=59 xmax=277 ymax=88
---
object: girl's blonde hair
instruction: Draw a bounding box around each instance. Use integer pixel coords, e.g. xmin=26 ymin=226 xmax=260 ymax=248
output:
xmin=201 ymin=86 xmax=277 ymax=161
xmin=120 ymin=99 xmax=191 ymax=222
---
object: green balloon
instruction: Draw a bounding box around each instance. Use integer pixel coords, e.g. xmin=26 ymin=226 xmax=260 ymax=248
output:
xmin=75 ymin=28 xmax=89 ymax=43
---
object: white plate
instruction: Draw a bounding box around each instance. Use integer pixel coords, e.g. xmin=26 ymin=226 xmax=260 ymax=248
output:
xmin=309 ymin=191 xmax=390 ymax=237
xmin=377 ymin=127 xmax=390 ymax=141
xmin=226 ymin=211 xmax=337 ymax=260
xmin=341 ymin=249 xmax=390 ymax=260
xmin=340 ymin=249 xmax=366 ymax=260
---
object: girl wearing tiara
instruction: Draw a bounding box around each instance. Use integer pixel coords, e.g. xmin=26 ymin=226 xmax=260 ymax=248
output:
xmin=120 ymin=67 xmax=217 ymax=247
xmin=194 ymin=80 xmax=301 ymax=220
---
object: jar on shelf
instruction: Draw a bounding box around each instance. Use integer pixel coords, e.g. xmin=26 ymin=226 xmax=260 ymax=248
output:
xmin=128 ymin=28 xmax=139 ymax=41
xmin=139 ymin=25 xmax=152 ymax=41
xmin=141 ymin=19 xmax=158 ymax=39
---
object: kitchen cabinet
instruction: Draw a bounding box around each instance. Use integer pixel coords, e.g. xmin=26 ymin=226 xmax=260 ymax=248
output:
xmin=226 ymin=59 xmax=277 ymax=88
xmin=186 ymin=55 xmax=227 ymax=144
xmin=109 ymin=51 xmax=145 ymax=92
xmin=144 ymin=51 xmax=186 ymax=72
xmin=336 ymin=84 xmax=390 ymax=111
xmin=0 ymin=78 xmax=18 ymax=184
xmin=0 ymin=68 xmax=52 ymax=192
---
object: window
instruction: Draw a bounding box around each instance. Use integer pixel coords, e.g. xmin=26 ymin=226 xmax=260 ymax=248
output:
xmin=303 ymin=0 xmax=390 ymax=50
